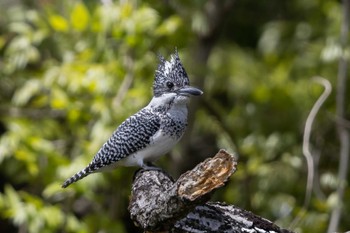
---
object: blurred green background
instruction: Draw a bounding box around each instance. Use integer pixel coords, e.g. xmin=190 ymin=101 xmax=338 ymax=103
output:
xmin=0 ymin=0 xmax=349 ymax=232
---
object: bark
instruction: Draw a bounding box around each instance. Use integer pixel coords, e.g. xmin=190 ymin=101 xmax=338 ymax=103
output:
xmin=128 ymin=150 xmax=293 ymax=233
xmin=173 ymin=202 xmax=293 ymax=233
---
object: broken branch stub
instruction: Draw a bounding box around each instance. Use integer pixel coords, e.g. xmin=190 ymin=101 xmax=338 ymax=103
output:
xmin=177 ymin=149 xmax=237 ymax=201
xmin=128 ymin=149 xmax=237 ymax=231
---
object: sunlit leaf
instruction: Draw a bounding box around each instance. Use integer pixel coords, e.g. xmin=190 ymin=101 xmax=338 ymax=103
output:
xmin=120 ymin=2 xmax=133 ymax=19
xmin=12 ymin=79 xmax=42 ymax=106
xmin=42 ymin=183 xmax=63 ymax=199
xmin=49 ymin=15 xmax=69 ymax=32
xmin=70 ymin=2 xmax=90 ymax=31
xmin=155 ymin=16 xmax=182 ymax=36
xmin=3 ymin=185 xmax=27 ymax=224
xmin=134 ymin=7 xmax=159 ymax=33
xmin=42 ymin=206 xmax=63 ymax=227
xmin=50 ymin=88 xmax=69 ymax=109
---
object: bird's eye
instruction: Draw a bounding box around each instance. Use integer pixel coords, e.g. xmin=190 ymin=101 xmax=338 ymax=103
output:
xmin=166 ymin=81 xmax=174 ymax=89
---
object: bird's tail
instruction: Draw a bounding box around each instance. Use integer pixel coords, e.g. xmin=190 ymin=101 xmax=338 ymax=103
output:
xmin=61 ymin=165 xmax=94 ymax=188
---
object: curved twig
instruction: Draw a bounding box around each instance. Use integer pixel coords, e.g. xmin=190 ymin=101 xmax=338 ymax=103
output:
xmin=303 ymin=77 xmax=332 ymax=207
xmin=290 ymin=76 xmax=332 ymax=228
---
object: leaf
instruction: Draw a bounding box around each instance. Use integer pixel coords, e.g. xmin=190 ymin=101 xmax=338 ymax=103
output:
xmin=12 ymin=79 xmax=42 ymax=106
xmin=42 ymin=206 xmax=63 ymax=228
xmin=70 ymin=2 xmax=90 ymax=31
xmin=134 ymin=7 xmax=159 ymax=33
xmin=49 ymin=15 xmax=68 ymax=32
xmin=42 ymin=183 xmax=63 ymax=200
xmin=120 ymin=2 xmax=133 ymax=19
xmin=3 ymin=185 xmax=26 ymax=224
xmin=50 ymin=88 xmax=68 ymax=109
xmin=155 ymin=16 xmax=182 ymax=36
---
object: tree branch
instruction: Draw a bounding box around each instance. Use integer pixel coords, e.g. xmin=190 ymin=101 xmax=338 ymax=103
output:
xmin=128 ymin=150 xmax=293 ymax=233
xmin=173 ymin=202 xmax=293 ymax=233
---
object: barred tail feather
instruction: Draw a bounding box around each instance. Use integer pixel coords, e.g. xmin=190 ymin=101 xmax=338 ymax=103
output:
xmin=62 ymin=166 xmax=92 ymax=188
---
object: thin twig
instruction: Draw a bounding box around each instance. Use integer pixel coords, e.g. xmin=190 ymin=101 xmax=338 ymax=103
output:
xmin=328 ymin=0 xmax=350 ymax=231
xmin=303 ymin=77 xmax=332 ymax=207
xmin=290 ymin=76 xmax=331 ymax=229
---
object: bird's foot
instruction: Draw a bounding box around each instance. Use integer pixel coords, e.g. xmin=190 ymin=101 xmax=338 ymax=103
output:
xmin=134 ymin=162 xmax=173 ymax=183
xmin=141 ymin=162 xmax=162 ymax=171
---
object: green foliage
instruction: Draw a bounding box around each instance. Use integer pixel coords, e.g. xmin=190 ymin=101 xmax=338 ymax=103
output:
xmin=0 ymin=1 xmax=182 ymax=232
xmin=0 ymin=0 xmax=348 ymax=232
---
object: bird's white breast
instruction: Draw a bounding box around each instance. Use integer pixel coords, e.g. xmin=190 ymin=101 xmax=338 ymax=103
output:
xmin=119 ymin=129 xmax=180 ymax=167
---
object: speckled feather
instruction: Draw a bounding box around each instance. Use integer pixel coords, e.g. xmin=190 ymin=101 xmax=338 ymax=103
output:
xmin=61 ymin=109 xmax=161 ymax=188
xmin=92 ymin=109 xmax=161 ymax=166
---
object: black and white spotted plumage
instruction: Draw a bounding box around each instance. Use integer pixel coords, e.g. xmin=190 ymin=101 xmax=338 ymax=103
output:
xmin=93 ymin=109 xmax=161 ymax=166
xmin=62 ymin=109 xmax=161 ymax=188
xmin=62 ymin=49 xmax=202 ymax=188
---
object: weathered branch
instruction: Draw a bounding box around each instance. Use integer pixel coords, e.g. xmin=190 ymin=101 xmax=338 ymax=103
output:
xmin=129 ymin=149 xmax=236 ymax=231
xmin=173 ymin=202 xmax=293 ymax=233
xmin=128 ymin=150 xmax=294 ymax=233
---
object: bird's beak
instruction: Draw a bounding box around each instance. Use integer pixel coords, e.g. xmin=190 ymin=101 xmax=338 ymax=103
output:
xmin=178 ymin=86 xmax=203 ymax=96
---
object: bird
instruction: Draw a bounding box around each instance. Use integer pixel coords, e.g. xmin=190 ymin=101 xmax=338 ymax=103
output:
xmin=62 ymin=50 xmax=203 ymax=188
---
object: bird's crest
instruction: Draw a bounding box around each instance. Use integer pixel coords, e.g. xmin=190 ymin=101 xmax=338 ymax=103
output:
xmin=153 ymin=49 xmax=190 ymax=97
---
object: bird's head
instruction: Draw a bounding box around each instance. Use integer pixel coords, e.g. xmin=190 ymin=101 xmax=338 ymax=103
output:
xmin=153 ymin=50 xmax=203 ymax=100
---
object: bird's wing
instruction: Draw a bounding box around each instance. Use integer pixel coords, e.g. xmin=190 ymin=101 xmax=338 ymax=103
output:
xmin=89 ymin=108 xmax=161 ymax=170
xmin=61 ymin=109 xmax=161 ymax=188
